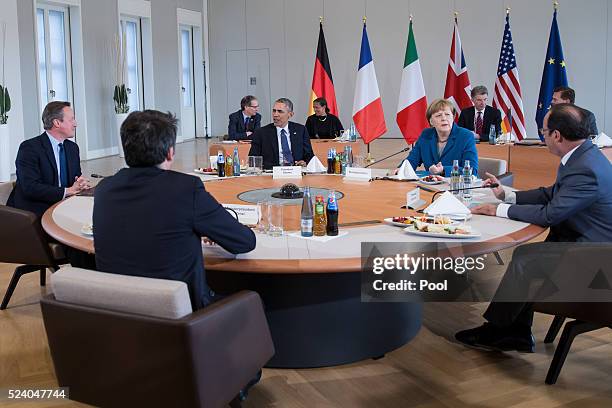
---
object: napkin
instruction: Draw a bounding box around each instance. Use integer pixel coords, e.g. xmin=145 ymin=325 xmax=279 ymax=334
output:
xmin=594 ymin=132 xmax=612 ymax=148
xmin=396 ymin=159 xmax=418 ymax=180
xmin=424 ymin=191 xmax=470 ymax=216
xmin=305 ymin=156 xmax=327 ymax=173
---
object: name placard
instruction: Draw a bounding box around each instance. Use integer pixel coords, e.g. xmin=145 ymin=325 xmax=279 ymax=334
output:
xmin=406 ymin=188 xmax=426 ymax=209
xmin=222 ymin=204 xmax=260 ymax=225
xmin=344 ymin=167 xmax=372 ymax=181
xmin=273 ymin=166 xmax=302 ymax=179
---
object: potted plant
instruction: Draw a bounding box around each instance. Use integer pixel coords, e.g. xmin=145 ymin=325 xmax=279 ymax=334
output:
xmin=0 ymin=21 xmax=11 ymax=182
xmin=113 ymin=28 xmax=129 ymax=158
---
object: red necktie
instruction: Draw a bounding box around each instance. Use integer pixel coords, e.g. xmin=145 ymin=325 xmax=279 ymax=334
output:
xmin=475 ymin=111 xmax=483 ymax=135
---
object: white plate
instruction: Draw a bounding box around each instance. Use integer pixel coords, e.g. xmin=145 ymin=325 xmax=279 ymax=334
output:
xmin=403 ymin=225 xmax=481 ymax=239
xmin=425 ymin=212 xmax=472 ymax=221
xmin=193 ymin=168 xmax=218 ymax=175
xmin=81 ymin=224 xmax=94 ymax=236
xmin=419 ymin=176 xmax=445 ymax=185
xmin=383 ymin=217 xmax=459 ymax=228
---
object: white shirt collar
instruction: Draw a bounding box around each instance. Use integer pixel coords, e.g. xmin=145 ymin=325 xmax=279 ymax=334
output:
xmin=46 ymin=131 xmax=62 ymax=148
xmin=561 ymin=142 xmax=583 ymax=165
xmin=276 ymin=124 xmax=289 ymax=135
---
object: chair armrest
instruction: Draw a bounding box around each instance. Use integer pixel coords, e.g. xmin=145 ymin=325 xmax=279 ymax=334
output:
xmin=184 ymin=291 xmax=274 ymax=407
xmin=497 ymin=172 xmax=514 ymax=187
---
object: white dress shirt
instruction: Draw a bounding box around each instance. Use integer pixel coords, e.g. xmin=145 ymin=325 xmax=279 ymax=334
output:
xmin=496 ymin=143 xmax=582 ymax=218
xmin=276 ymin=124 xmax=292 ymax=165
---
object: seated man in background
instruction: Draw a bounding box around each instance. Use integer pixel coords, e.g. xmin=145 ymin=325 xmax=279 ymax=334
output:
xmin=249 ymin=97 xmax=314 ymax=170
xmin=455 ymin=104 xmax=612 ymax=352
xmin=228 ymin=95 xmax=261 ymax=140
xmin=8 ymin=101 xmax=90 ymax=217
xmin=551 ymin=86 xmax=598 ymax=135
xmin=457 ymin=85 xmax=502 ymax=142
xmin=93 ymin=110 xmax=256 ymax=310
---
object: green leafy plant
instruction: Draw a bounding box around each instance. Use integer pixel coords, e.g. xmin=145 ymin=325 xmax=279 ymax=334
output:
xmin=113 ymin=84 xmax=128 ymax=114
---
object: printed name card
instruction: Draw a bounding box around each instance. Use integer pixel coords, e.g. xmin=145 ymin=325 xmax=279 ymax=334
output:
xmin=222 ymin=204 xmax=260 ymax=225
xmin=406 ymin=188 xmax=426 ymax=209
xmin=273 ymin=166 xmax=302 ymax=179
xmin=344 ymin=167 xmax=372 ymax=181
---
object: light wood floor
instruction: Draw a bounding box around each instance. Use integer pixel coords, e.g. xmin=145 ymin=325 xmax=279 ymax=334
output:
xmin=1 ymin=138 xmax=611 ymax=407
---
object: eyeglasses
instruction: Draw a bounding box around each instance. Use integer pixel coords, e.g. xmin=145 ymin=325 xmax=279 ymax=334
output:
xmin=539 ymin=128 xmax=551 ymax=135
xmin=249 ymin=105 xmax=259 ymax=109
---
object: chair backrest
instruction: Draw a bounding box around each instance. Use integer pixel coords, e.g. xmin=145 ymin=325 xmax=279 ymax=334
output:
xmin=479 ymin=157 xmax=507 ymax=177
xmin=0 ymin=204 xmax=56 ymax=265
xmin=52 ymin=266 xmax=193 ymax=319
xmin=0 ymin=182 xmax=15 ymax=205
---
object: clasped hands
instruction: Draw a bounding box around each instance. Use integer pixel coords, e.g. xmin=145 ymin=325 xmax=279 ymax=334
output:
xmin=66 ymin=175 xmax=92 ymax=196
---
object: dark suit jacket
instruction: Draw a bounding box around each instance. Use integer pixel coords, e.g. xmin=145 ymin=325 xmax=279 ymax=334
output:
xmin=228 ymin=110 xmax=261 ymax=140
xmin=584 ymin=109 xmax=598 ymax=136
xmin=508 ymin=140 xmax=612 ymax=242
xmin=457 ymin=105 xmax=502 ymax=142
xmin=7 ymin=132 xmax=81 ymax=217
xmin=406 ymin=124 xmax=479 ymax=176
xmin=248 ymin=122 xmax=314 ymax=170
xmin=93 ymin=167 xmax=256 ymax=310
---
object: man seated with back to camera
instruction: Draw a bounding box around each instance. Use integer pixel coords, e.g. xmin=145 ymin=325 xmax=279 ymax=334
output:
xmin=93 ymin=110 xmax=256 ymax=310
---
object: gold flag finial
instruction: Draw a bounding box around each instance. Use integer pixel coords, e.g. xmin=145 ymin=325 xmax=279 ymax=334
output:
xmin=319 ymin=16 xmax=323 ymax=24
xmin=554 ymin=1 xmax=559 ymax=10
xmin=454 ymin=11 xmax=459 ymax=20
xmin=409 ymin=14 xmax=413 ymax=22
xmin=506 ymin=7 xmax=511 ymax=15
xmin=363 ymin=16 xmax=367 ymax=24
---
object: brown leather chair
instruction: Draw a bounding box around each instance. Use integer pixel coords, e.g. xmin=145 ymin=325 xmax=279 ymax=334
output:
xmin=0 ymin=204 xmax=66 ymax=309
xmin=41 ymin=283 xmax=274 ymax=408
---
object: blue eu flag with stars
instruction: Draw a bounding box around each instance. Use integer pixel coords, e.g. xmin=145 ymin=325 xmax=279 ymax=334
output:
xmin=536 ymin=10 xmax=567 ymax=141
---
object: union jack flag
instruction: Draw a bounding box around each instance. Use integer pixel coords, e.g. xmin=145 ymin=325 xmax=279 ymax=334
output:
xmin=444 ymin=18 xmax=472 ymax=118
xmin=493 ymin=12 xmax=526 ymax=141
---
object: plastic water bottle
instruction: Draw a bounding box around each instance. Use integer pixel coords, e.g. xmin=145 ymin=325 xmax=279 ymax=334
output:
xmin=300 ymin=186 xmax=313 ymax=237
xmin=349 ymin=123 xmax=357 ymax=142
xmin=462 ymin=160 xmax=473 ymax=203
xmin=233 ymin=147 xmax=240 ymax=176
xmin=450 ymin=160 xmax=461 ymax=197
xmin=217 ymin=151 xmax=225 ymax=177
xmin=488 ymin=125 xmax=497 ymax=145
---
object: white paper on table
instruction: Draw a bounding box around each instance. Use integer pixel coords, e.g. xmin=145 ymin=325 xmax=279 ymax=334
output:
xmin=424 ymin=191 xmax=470 ymax=215
xmin=305 ymin=156 xmax=327 ymax=173
xmin=288 ymin=231 xmax=348 ymax=242
xmin=396 ymin=159 xmax=418 ymax=180
xmin=594 ymin=133 xmax=612 ymax=148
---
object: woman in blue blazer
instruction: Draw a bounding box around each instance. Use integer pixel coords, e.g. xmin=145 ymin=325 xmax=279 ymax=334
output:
xmin=401 ymin=98 xmax=478 ymax=176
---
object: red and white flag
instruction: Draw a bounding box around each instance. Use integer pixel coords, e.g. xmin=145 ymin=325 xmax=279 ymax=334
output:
xmin=352 ymin=22 xmax=386 ymax=144
xmin=493 ymin=12 xmax=526 ymax=141
xmin=444 ymin=18 xmax=472 ymax=118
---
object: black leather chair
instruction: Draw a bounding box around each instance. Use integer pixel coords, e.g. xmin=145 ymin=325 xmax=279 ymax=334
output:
xmin=0 ymin=205 xmax=66 ymax=309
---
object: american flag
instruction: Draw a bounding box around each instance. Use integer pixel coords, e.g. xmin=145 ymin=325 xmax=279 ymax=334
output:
xmin=444 ymin=19 xmax=472 ymax=118
xmin=493 ymin=13 xmax=526 ymax=141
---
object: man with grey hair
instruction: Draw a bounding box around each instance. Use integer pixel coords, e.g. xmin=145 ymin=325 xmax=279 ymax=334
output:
xmin=8 ymin=101 xmax=90 ymax=217
xmin=457 ymin=85 xmax=502 ymax=142
xmin=248 ymin=97 xmax=314 ymax=169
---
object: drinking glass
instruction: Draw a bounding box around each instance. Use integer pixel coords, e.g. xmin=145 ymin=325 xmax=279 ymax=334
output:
xmin=267 ymin=203 xmax=284 ymax=237
xmin=249 ymin=156 xmax=263 ymax=174
xmin=257 ymin=201 xmax=270 ymax=233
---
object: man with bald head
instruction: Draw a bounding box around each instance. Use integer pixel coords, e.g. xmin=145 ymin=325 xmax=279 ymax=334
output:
xmin=455 ymin=103 xmax=612 ymax=353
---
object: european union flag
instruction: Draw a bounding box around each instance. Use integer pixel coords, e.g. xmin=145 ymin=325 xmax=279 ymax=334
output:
xmin=536 ymin=10 xmax=568 ymax=140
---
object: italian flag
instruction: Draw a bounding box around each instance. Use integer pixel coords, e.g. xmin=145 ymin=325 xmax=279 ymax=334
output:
xmin=396 ymin=19 xmax=428 ymax=144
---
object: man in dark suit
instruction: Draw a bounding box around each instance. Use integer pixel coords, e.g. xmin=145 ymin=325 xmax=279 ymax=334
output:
xmin=551 ymin=86 xmax=598 ymax=135
xmin=457 ymin=85 xmax=502 ymax=142
xmin=93 ymin=110 xmax=256 ymax=310
xmin=455 ymin=104 xmax=612 ymax=352
xmin=248 ymin=97 xmax=314 ymax=170
xmin=227 ymin=95 xmax=262 ymax=140
xmin=8 ymin=101 xmax=90 ymax=217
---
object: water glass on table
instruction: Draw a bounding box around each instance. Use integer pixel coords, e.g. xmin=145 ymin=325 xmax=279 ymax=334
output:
xmin=248 ymin=156 xmax=263 ymax=174
xmin=268 ymin=203 xmax=284 ymax=237
xmin=257 ymin=201 xmax=271 ymax=233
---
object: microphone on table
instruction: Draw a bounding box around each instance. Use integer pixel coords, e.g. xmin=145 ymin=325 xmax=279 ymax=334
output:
xmin=364 ymin=146 xmax=411 ymax=168
xmin=430 ymin=183 xmax=499 ymax=202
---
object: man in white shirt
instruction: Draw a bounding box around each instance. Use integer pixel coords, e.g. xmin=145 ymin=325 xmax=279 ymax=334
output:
xmin=455 ymin=104 xmax=612 ymax=352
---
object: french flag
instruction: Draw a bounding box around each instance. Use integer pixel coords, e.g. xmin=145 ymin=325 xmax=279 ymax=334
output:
xmin=352 ymin=23 xmax=386 ymax=144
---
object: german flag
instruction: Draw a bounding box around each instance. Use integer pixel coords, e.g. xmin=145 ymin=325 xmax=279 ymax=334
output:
xmin=308 ymin=22 xmax=338 ymax=116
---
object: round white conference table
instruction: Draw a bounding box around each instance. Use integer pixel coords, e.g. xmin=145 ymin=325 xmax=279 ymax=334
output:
xmin=42 ymin=174 xmax=545 ymax=368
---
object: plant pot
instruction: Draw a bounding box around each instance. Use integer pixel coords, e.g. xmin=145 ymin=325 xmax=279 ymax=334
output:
xmin=115 ymin=113 xmax=128 ymax=157
xmin=0 ymin=124 xmax=11 ymax=182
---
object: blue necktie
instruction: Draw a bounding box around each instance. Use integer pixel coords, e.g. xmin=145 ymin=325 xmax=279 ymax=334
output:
xmin=58 ymin=143 xmax=68 ymax=187
xmin=280 ymin=129 xmax=293 ymax=165
xmin=244 ymin=116 xmax=249 ymax=130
